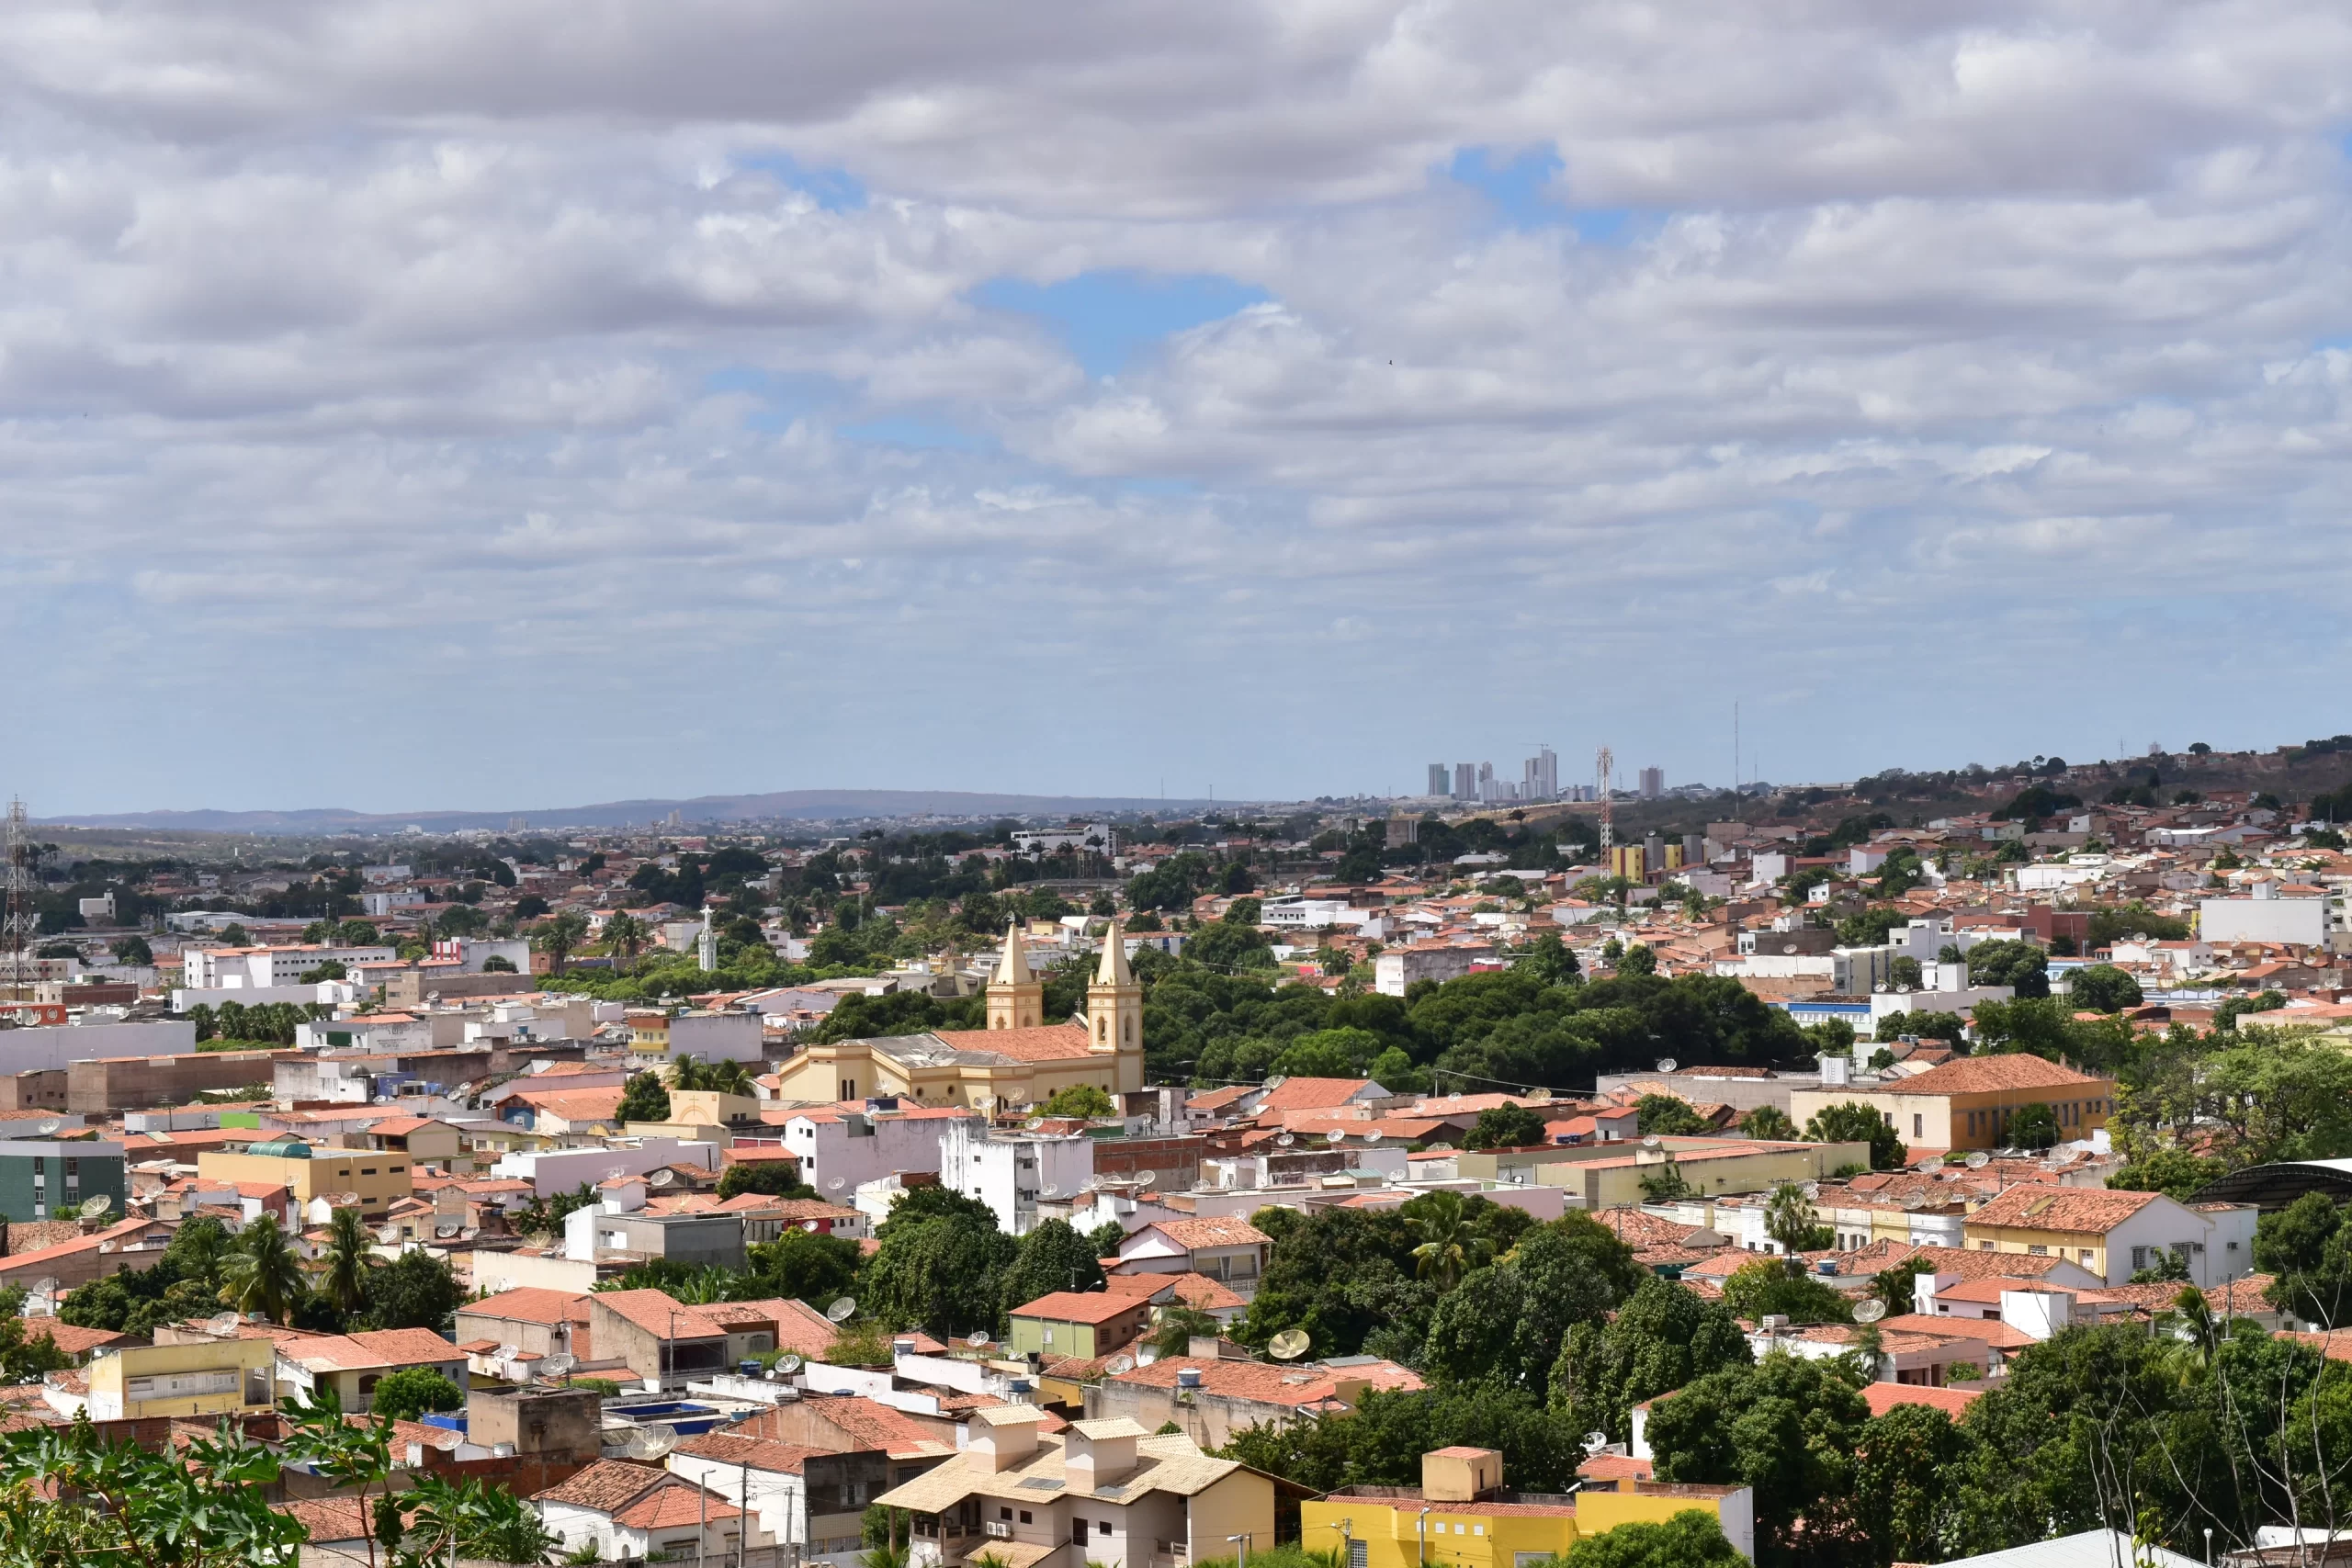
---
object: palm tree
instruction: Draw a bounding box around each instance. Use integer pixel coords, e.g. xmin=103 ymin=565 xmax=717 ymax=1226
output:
xmin=706 ymin=1057 xmax=754 ymax=1096
xmin=603 ymin=912 xmax=648 ymax=960
xmin=1407 ymin=1190 xmax=1491 ymax=1289
xmin=671 ymin=1054 xmax=710 ymax=1092
xmin=1763 ymin=1182 xmax=1820 ymax=1267
xmin=317 ymin=1207 xmax=377 ymax=1318
xmin=533 ymin=909 xmax=590 ymax=975
xmin=220 ymin=1213 xmax=308 ymax=1325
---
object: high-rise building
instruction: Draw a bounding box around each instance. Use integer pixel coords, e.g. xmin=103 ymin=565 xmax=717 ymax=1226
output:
xmin=1523 ymin=747 xmax=1557 ymax=801
xmin=1428 ymin=763 xmax=1451 ymax=797
xmin=1638 ymin=767 xmax=1664 ymax=800
xmin=1477 ymin=762 xmax=1496 ymax=804
xmin=1454 ymin=762 xmax=1477 ymax=801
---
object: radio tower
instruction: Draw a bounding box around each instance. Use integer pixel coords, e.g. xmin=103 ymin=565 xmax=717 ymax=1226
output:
xmin=1595 ymin=747 xmax=1614 ymax=854
xmin=2 ymin=800 xmax=35 ymax=998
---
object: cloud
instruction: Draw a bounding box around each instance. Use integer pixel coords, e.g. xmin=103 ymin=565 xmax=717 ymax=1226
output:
xmin=5 ymin=0 xmax=2352 ymax=810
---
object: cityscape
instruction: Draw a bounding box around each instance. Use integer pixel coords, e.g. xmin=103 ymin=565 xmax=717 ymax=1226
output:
xmin=6 ymin=3 xmax=2351 ymax=1568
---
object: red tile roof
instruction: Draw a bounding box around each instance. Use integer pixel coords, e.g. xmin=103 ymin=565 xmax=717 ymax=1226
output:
xmin=1252 ymin=1078 xmax=1379 ymax=1113
xmin=1009 ymin=1292 xmax=1152 ymax=1326
xmin=1891 ymin=1055 xmax=2111 ymax=1097
xmin=929 ymin=1024 xmax=1098 ymax=1063
xmin=1861 ymin=1382 xmax=1981 ymax=1417
xmin=1967 ymin=1185 xmax=2161 ymax=1235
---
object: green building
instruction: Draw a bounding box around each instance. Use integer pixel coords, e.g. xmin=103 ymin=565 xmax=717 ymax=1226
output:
xmin=0 ymin=1140 xmax=129 ymax=1223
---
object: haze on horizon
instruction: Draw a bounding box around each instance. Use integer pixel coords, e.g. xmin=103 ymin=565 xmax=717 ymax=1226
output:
xmin=8 ymin=1 xmax=2351 ymax=816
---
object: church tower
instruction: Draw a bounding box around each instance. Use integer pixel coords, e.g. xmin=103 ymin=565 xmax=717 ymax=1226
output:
xmin=987 ymin=919 xmax=1044 ymax=1031
xmin=1085 ymin=918 xmax=1143 ymax=1060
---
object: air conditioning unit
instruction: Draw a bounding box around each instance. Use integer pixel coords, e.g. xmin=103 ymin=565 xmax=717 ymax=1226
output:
xmin=987 ymin=1523 xmax=1013 ymax=1540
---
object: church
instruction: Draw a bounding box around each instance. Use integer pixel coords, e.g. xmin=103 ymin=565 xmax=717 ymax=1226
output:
xmin=765 ymin=919 xmax=1147 ymax=1111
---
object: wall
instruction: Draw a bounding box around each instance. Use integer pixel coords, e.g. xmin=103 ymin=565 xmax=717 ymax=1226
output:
xmin=2200 ymin=896 xmax=2329 ymax=949
xmin=1183 ymin=1472 xmax=1276 ymax=1565
xmin=0 ymin=1021 xmax=197 ymax=1075
xmin=0 ymin=1143 xmax=128 ymax=1223
xmin=495 ymin=1139 xmax=719 ymax=1197
xmin=68 ymin=1050 xmax=300 ymax=1113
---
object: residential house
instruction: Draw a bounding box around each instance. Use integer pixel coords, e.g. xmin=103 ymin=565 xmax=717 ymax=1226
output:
xmin=1085 ymin=1356 xmax=1423 ymax=1450
xmin=1962 ymin=1186 xmax=2258 ymax=1287
xmin=875 ymin=1408 xmax=1275 ymax=1568
xmin=668 ymin=1434 xmax=926 ymax=1568
xmin=1787 ymin=1055 xmax=2116 ymax=1153
xmin=63 ymin=1337 xmax=278 ymax=1421
xmin=534 ymin=1461 xmax=764 ymax=1563
xmin=1007 ymin=1292 xmax=1154 ymax=1362
xmin=1114 ymin=1218 xmax=1269 ymax=1294
xmin=276 ymin=1328 xmax=470 ymax=1414
xmin=456 ymin=1288 xmax=597 ymax=1366
xmin=197 ymin=1138 xmax=415 ymax=1218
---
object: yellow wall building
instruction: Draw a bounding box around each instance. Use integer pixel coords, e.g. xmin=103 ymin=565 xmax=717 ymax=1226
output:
xmin=1301 ymin=1449 xmax=1755 ymax=1567
xmin=198 ymin=1138 xmax=415 ymax=1217
xmin=83 ymin=1337 xmax=277 ymax=1422
xmin=1786 ymin=1054 xmax=2114 ymax=1153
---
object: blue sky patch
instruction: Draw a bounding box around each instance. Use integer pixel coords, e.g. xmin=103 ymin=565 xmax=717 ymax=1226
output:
xmin=739 ymin=153 xmax=867 ymax=212
xmin=974 ymin=269 xmax=1270 ymax=378
xmin=1446 ymin=145 xmax=1641 ymax=243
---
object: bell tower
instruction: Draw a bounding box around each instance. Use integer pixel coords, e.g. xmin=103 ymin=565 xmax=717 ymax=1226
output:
xmin=1085 ymin=918 xmax=1144 ymax=1067
xmin=987 ymin=920 xmax=1043 ymax=1030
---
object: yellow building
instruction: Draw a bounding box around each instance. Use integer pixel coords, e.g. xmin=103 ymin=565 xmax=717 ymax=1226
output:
xmin=1301 ymin=1448 xmax=1755 ymax=1567
xmin=83 ymin=1337 xmax=277 ymax=1421
xmin=198 ymin=1138 xmax=415 ymax=1218
xmin=625 ymin=1010 xmax=671 ymax=1053
xmin=1785 ymin=1054 xmax=2114 ymax=1153
xmin=1610 ymin=845 xmax=1647 ymax=881
xmin=1459 ymin=1138 xmax=1871 ymax=1207
xmin=768 ymin=922 xmax=1144 ymax=1112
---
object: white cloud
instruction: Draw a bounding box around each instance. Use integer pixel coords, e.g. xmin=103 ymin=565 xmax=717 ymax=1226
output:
xmin=4 ymin=0 xmax=2352 ymax=809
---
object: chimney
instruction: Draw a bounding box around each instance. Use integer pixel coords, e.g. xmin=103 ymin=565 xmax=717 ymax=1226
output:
xmin=968 ymin=1405 xmax=1043 ymax=1472
xmin=1065 ymin=1417 xmax=1146 ymax=1492
xmin=1421 ymin=1447 xmax=1502 ymax=1503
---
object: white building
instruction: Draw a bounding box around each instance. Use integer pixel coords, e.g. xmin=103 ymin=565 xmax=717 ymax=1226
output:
xmin=180 ymin=942 xmax=396 ymax=989
xmin=762 ymin=1101 xmax=976 ymax=1203
xmin=2200 ymin=886 xmax=2330 ymax=950
xmin=536 ymin=1462 xmax=763 ymax=1564
xmin=939 ymin=1119 xmax=1095 ymax=1236
xmin=1373 ymin=943 xmax=1494 ymax=997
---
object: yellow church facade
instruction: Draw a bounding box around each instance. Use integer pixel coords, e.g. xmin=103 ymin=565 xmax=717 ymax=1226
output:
xmin=768 ymin=920 xmax=1146 ymax=1111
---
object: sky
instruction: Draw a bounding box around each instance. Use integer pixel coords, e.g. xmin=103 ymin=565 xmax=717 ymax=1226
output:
xmin=9 ymin=0 xmax=2352 ymax=815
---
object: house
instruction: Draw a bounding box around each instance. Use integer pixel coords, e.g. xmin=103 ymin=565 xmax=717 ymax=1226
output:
xmin=534 ymin=1460 xmax=766 ymax=1563
xmin=2 ymin=1317 xmax=121 ymax=1366
xmin=767 ymin=926 xmax=1144 ymax=1112
xmin=1006 ymin=1292 xmax=1154 ymax=1362
xmin=455 ymin=1287 xmax=595 ymax=1364
xmin=62 ymin=1337 xmax=278 ymax=1421
xmin=1114 ymin=1218 xmax=1270 ymax=1292
xmin=1961 ymin=1186 xmax=2258 ymax=1287
xmin=1787 ymin=1055 xmax=2116 ymax=1154
xmin=277 ymin=1328 xmax=470 ymax=1414
xmin=197 ymin=1138 xmax=415 ymax=1218
xmin=668 ymin=1433 xmax=922 ymax=1568
xmin=874 ymin=1407 xmax=1274 ymax=1568
xmin=1085 ymin=1356 xmax=1422 ymax=1450
xmin=1306 ymin=1447 xmax=1756 ymax=1567
xmin=354 ymin=1117 xmax=469 ymax=1172
xmin=588 ymin=1291 xmax=828 ymax=1390
xmin=750 ymin=1101 xmax=972 ymax=1208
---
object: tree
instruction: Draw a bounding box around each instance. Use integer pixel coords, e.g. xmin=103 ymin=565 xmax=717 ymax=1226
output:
xmin=2008 ymin=1101 xmax=2061 ymax=1151
xmin=2256 ymin=1191 xmax=2352 ymax=1326
xmin=1643 ymin=1351 xmax=1872 ymax=1567
xmin=1739 ymin=1105 xmax=1797 ymax=1141
xmin=2068 ymin=964 xmax=2143 ymax=1013
xmin=533 ymin=909 xmax=591 ymax=974
xmin=1802 ymin=1100 xmax=1907 ymax=1170
xmin=1150 ymin=1305 xmax=1223 ymax=1359
xmin=998 ymin=1219 xmax=1107 ymax=1308
xmin=746 ymin=1226 xmax=863 ymax=1303
xmin=604 ymin=911 xmax=649 ymax=958
xmin=1408 ymin=1190 xmax=1494 ymax=1289
xmin=0 ymin=1407 xmax=305 ymax=1566
xmin=1868 ymin=1254 xmax=1936 ymax=1318
xmin=1086 ymin=1220 xmax=1127 ymax=1258
xmin=1635 ymin=1094 xmax=1708 ymax=1136
xmin=0 ymin=1315 xmax=70 ymax=1384
xmin=1855 ymin=1403 xmax=1972 ymax=1564
xmin=716 ymin=1162 xmax=818 ymax=1201
xmin=1550 ymin=1277 xmax=1752 ymax=1445
xmin=1422 ymin=1215 xmax=1642 ymax=1393
xmin=860 ymin=1208 xmax=1018 ymax=1337
xmin=1965 ymin=939 xmax=2051 ymax=998
xmin=1515 ymin=931 xmax=1580 ymax=984
xmin=368 ymin=1366 xmax=465 ymax=1424
xmin=1762 ymin=1183 xmax=1828 ymax=1256
xmin=1559 ymin=1510 xmax=1744 ymax=1568
xmin=2108 ymin=1145 xmax=2226 ymax=1201
xmin=1038 ymin=1084 xmax=1117 ymax=1119
xmin=616 ymin=1069 xmax=671 ymax=1122
xmin=1463 ymin=1103 xmax=1548 ymax=1151
xmin=1719 ymin=1260 xmax=1854 ymax=1326
xmin=316 ymin=1207 xmax=379 ymax=1317
xmin=220 ymin=1213 xmax=306 ymax=1325
xmin=480 ymin=954 xmax=518 ymax=973
xmin=1617 ymin=943 xmax=1657 ymax=977
xmin=298 ymin=960 xmax=348 ymax=982
xmin=1887 ymin=955 xmax=1923 ymax=989
xmin=359 ymin=1249 xmax=463 ymax=1333
xmin=108 ymin=935 xmax=153 ymax=966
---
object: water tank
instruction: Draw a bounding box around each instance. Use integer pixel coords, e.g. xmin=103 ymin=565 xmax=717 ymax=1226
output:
xmin=1176 ymin=1368 xmax=1204 ymax=1390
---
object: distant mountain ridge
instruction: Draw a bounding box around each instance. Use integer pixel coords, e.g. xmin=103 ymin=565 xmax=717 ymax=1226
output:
xmin=39 ymin=788 xmax=1225 ymax=835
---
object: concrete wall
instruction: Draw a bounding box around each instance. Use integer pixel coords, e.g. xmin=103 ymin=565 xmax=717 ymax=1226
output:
xmin=0 ymin=1021 xmax=197 ymax=1075
xmin=68 ymin=1050 xmax=300 ymax=1112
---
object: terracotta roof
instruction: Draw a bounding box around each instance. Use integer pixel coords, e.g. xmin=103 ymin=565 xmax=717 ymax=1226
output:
xmin=1905 ymin=1245 xmax=2092 ymax=1280
xmin=615 ymin=1483 xmax=742 ymax=1530
xmin=462 ymin=1287 xmax=593 ymax=1326
xmin=286 ymin=1328 xmax=464 ymax=1372
xmin=592 ymin=1289 xmax=727 ymax=1340
xmin=1879 ymin=1313 xmax=2041 ymax=1350
xmin=672 ymin=1432 xmax=832 ymax=1474
xmin=1252 ymin=1077 xmax=1379 ymax=1113
xmin=8 ymin=1319 xmax=122 ymax=1357
xmin=274 ymin=1496 xmax=372 ymax=1544
xmin=1107 ymin=1356 xmax=1422 ymax=1405
xmin=1968 ymin=1185 xmax=2161 ymax=1235
xmin=1010 ymin=1292 xmax=1152 ymax=1326
xmin=1890 ymin=1055 xmax=2112 ymax=1097
xmin=1167 ymin=1273 xmax=1246 ymax=1312
xmin=1136 ymin=1217 xmax=1268 ymax=1250
xmin=925 ymin=1024 xmax=1099 ymax=1063
xmin=535 ymin=1460 xmax=728 ymax=1524
xmin=1861 ymin=1382 xmax=1982 ymax=1417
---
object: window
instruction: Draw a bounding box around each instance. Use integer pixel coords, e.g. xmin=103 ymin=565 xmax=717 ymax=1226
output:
xmin=360 ymin=1168 xmax=378 ymax=1177
xmin=1099 ymin=1521 xmax=1114 ymax=1535
xmin=1019 ymin=1513 xmax=1032 ymax=1525
xmin=1001 ymin=1510 xmax=1012 ymax=1522
xmin=2028 ymin=1245 xmax=2048 ymax=1256
xmin=1979 ymin=1241 xmax=1993 ymax=1250
xmin=1473 ymin=1527 xmax=1485 ymax=1538
xmin=1350 ymin=1544 xmax=1368 ymax=1568
xmin=1913 ymin=1114 xmax=1925 ymax=1137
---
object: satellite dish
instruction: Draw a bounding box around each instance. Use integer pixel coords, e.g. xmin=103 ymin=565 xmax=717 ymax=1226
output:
xmin=629 ymin=1428 xmax=677 ymax=1460
xmin=605 ymin=1168 xmax=628 ymax=1183
xmin=1919 ymin=1155 xmax=1945 ymax=1173
xmin=1275 ymin=1134 xmax=1295 ymax=1147
xmin=1325 ymin=1130 xmax=1345 ymax=1145
xmin=1800 ymin=1181 xmax=1820 ymax=1200
xmin=494 ymin=1343 xmax=521 ymax=1362
xmin=1135 ymin=1170 xmax=1156 ymax=1189
xmin=1427 ymin=1142 xmax=1455 ymax=1153
xmin=1106 ymin=1355 xmax=1136 ymax=1375
xmin=1581 ymin=1431 xmax=1609 ymax=1455
xmin=37 ymin=1120 xmax=61 ymax=1136
xmin=1965 ymin=1152 xmax=1990 ymax=1169
xmin=647 ymin=1169 xmax=673 ymax=1187
xmin=542 ymin=1353 xmax=575 ymax=1378
xmin=1268 ymin=1329 xmax=1311 ymax=1361
xmin=1902 ymin=1193 xmax=1927 ymax=1211
xmin=1362 ymin=1131 xmax=1383 ymax=1145
xmin=967 ymin=1331 xmax=990 ymax=1348
xmin=801 ymin=1219 xmax=820 ymax=1233
xmin=1655 ymin=1058 xmax=1678 ymax=1075
xmin=77 ymin=1194 xmax=112 ymax=1220
xmin=828 ymin=1178 xmax=845 ymax=1191
xmin=826 ymin=1297 xmax=858 ymax=1323
xmin=1041 ymin=1184 xmax=1059 ymax=1198
xmin=776 ymin=1354 xmax=805 ymax=1375
xmin=207 ymin=1312 xmax=241 ymax=1337
xmin=1853 ymin=1301 xmax=1888 ymax=1325
xmin=378 ymin=1224 xmax=401 ymax=1245
xmin=1642 ymin=1135 xmax=1662 ymax=1150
